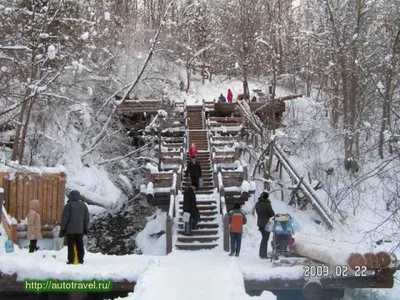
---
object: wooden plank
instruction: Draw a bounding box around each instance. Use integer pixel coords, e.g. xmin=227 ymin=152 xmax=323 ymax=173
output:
xmin=151 ymin=174 xmax=174 ymax=180
xmin=33 ymin=176 xmax=38 ymax=199
xmin=58 ymin=174 xmax=66 ymax=224
xmin=38 ymin=176 xmax=44 ymax=218
xmin=0 ymin=173 xmax=5 ymax=189
xmin=221 ymin=172 xmax=244 ymax=178
xmin=22 ymin=176 xmax=29 ymax=220
xmin=2 ymin=176 xmax=9 ymax=211
xmin=8 ymin=177 xmax=16 ymax=218
xmin=52 ymin=177 xmax=59 ymax=224
xmin=47 ymin=177 xmax=53 ymax=225
xmin=42 ymin=176 xmax=48 ymax=225
xmin=16 ymin=175 xmax=24 ymax=222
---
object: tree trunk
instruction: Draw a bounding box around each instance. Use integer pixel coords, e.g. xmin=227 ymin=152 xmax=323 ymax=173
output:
xmin=243 ymin=78 xmax=249 ymax=98
xmin=186 ymin=65 xmax=191 ymax=93
xmin=11 ymin=87 xmax=32 ymax=161
xmin=379 ymin=29 xmax=399 ymax=158
xmin=18 ymin=96 xmax=36 ymax=164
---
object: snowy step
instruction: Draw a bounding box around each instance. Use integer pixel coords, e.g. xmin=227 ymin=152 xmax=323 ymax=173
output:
xmin=179 ymin=205 xmax=217 ymax=211
xmin=178 ymin=211 xmax=218 ymax=217
xmin=179 ymin=201 xmax=217 ymax=206
xmin=181 ymin=182 xmax=214 ymax=186
xmin=193 ymin=190 xmax=214 ymax=195
xmin=175 ymin=243 xmax=218 ymax=251
xmin=177 ymin=229 xmax=218 ymax=236
xmin=177 ymin=222 xmax=218 ymax=229
xmin=178 ymin=216 xmax=217 ymax=222
xmin=176 ymin=236 xmax=219 ymax=243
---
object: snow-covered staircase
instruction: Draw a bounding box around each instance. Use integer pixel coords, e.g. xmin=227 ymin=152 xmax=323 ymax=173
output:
xmin=175 ymin=105 xmax=220 ymax=250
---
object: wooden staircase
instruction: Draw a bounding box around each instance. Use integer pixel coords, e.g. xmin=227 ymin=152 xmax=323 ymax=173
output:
xmin=175 ymin=106 xmax=219 ymax=250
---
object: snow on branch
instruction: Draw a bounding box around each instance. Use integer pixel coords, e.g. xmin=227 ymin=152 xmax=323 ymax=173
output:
xmin=96 ymin=143 xmax=152 ymax=166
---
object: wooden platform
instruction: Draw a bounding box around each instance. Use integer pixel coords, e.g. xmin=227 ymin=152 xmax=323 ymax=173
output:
xmin=117 ymin=100 xmax=170 ymax=114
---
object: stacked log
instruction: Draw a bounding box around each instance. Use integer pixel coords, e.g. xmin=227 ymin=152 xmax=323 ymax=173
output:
xmin=292 ymin=237 xmax=397 ymax=272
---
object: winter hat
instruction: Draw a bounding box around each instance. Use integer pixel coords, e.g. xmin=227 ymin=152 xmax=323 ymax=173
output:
xmin=68 ymin=190 xmax=81 ymax=201
xmin=259 ymin=192 xmax=269 ymax=200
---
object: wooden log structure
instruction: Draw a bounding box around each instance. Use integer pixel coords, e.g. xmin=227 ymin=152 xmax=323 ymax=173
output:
xmin=117 ymin=100 xmax=170 ymax=114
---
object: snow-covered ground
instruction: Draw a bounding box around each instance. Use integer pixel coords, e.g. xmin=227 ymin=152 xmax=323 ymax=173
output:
xmin=1 ymin=76 xmax=399 ymax=299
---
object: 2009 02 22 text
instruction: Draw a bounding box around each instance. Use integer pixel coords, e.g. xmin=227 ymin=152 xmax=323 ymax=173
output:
xmin=303 ymin=265 xmax=368 ymax=277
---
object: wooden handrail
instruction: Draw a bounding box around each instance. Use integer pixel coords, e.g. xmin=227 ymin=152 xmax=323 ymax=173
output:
xmin=2 ymin=204 xmax=18 ymax=244
xmin=219 ymin=182 xmax=229 ymax=252
xmin=166 ymin=171 xmax=177 ymax=254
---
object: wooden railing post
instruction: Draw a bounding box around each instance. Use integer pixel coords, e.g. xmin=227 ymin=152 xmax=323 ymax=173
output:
xmin=220 ymin=187 xmax=229 ymax=252
xmin=158 ymin=131 xmax=162 ymax=171
xmin=243 ymin=165 xmax=248 ymax=181
xmin=166 ymin=214 xmax=173 ymax=254
xmin=0 ymin=188 xmax=3 ymax=220
xmin=223 ymin=214 xmax=229 ymax=252
xmin=166 ymin=187 xmax=175 ymax=254
xmin=11 ymin=223 xmax=18 ymax=244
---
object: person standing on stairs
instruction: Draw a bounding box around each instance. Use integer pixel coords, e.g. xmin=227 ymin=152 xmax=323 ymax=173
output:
xmin=185 ymin=155 xmax=202 ymax=189
xmin=227 ymin=89 xmax=233 ymax=103
xmin=182 ymin=184 xmax=199 ymax=235
xmin=255 ymin=192 xmax=275 ymax=259
xmin=228 ymin=203 xmax=247 ymax=257
xmin=189 ymin=143 xmax=198 ymax=158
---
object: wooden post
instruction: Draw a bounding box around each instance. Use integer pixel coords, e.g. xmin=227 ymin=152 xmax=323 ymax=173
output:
xmin=279 ymin=163 xmax=284 ymax=202
xmin=11 ymin=223 xmax=18 ymax=244
xmin=243 ymin=165 xmax=248 ymax=180
xmin=0 ymin=188 xmax=3 ymax=220
xmin=166 ymin=215 xmax=172 ymax=254
xmin=223 ymin=214 xmax=229 ymax=252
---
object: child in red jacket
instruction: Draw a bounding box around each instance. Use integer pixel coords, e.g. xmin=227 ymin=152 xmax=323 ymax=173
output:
xmin=227 ymin=89 xmax=233 ymax=103
xmin=189 ymin=143 xmax=198 ymax=158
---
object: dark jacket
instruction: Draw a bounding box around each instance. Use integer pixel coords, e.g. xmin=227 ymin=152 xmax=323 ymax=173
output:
xmin=185 ymin=160 xmax=202 ymax=178
xmin=255 ymin=198 xmax=275 ymax=228
xmin=60 ymin=190 xmax=90 ymax=235
xmin=219 ymin=95 xmax=226 ymax=103
xmin=183 ymin=186 xmax=198 ymax=216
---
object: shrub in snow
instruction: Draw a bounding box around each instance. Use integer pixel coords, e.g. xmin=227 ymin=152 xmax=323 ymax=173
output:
xmin=80 ymin=32 xmax=89 ymax=40
xmin=47 ymin=45 xmax=56 ymax=59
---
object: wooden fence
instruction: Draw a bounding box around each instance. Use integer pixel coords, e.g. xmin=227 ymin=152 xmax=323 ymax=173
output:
xmin=0 ymin=172 xmax=66 ymax=225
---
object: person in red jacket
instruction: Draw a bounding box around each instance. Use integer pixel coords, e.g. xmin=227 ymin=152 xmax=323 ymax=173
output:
xmin=227 ymin=89 xmax=233 ymax=103
xmin=189 ymin=143 xmax=198 ymax=158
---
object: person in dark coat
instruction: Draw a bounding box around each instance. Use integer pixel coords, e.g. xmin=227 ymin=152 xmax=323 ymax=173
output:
xmin=185 ymin=156 xmax=202 ymax=188
xmin=219 ymin=94 xmax=226 ymax=103
xmin=59 ymin=190 xmax=90 ymax=264
xmin=182 ymin=184 xmax=199 ymax=235
xmin=255 ymin=191 xmax=275 ymax=259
